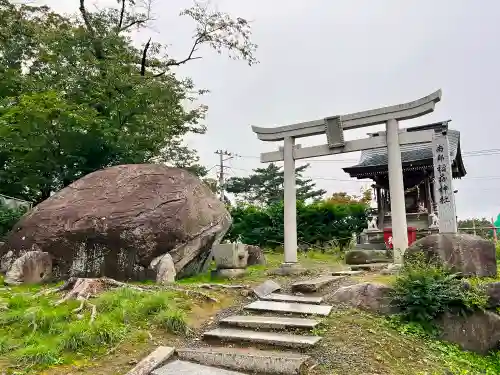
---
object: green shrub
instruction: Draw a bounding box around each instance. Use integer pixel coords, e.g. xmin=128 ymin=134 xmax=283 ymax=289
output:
xmin=225 ymin=200 xmax=367 ymax=250
xmin=391 ymin=260 xmax=487 ymax=325
xmin=0 ymin=202 xmax=28 ymax=239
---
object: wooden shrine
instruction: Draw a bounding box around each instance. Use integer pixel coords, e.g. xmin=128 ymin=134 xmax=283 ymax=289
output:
xmin=343 ymin=121 xmax=466 ymax=247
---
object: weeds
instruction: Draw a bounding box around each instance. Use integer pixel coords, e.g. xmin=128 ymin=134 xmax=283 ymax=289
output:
xmin=0 ymin=284 xmax=189 ymax=372
xmin=391 ymin=259 xmax=487 ymax=325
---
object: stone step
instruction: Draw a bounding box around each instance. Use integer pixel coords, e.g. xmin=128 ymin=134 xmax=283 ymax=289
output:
xmin=350 ymin=263 xmax=391 ymax=271
xmin=244 ymin=300 xmax=332 ymax=316
xmin=291 ymin=275 xmax=344 ymax=293
xmin=203 ymin=328 xmax=322 ymax=348
xmin=152 ymin=360 xmax=245 ymax=375
xmin=260 ymin=293 xmax=323 ymax=304
xmin=331 ymin=270 xmax=364 ymax=276
xmin=220 ymin=315 xmax=320 ymax=330
xmin=177 ymin=347 xmax=310 ymax=375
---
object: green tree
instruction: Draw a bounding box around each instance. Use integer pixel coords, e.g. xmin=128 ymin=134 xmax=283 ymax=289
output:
xmin=458 ymin=218 xmax=494 ymax=239
xmin=0 ymin=0 xmax=257 ymax=203
xmin=225 ymin=163 xmax=326 ymax=206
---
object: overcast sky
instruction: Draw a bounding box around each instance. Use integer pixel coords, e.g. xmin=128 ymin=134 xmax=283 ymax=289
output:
xmin=36 ymin=0 xmax=500 ymax=221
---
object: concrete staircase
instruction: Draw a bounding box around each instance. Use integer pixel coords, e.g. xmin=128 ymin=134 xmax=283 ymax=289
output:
xmin=146 ymin=275 xmax=342 ymax=375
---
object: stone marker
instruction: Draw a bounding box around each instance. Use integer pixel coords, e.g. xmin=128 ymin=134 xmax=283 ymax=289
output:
xmin=204 ymin=328 xmax=322 ymax=348
xmin=253 ymin=280 xmax=281 ymax=298
xmin=212 ymin=243 xmax=248 ymax=269
xmin=220 ymin=315 xmax=320 ymax=329
xmin=260 ymin=293 xmax=323 ymax=304
xmin=126 ymin=346 xmax=175 ymax=375
xmin=331 ymin=270 xmax=364 ymax=276
xmin=244 ymin=300 xmax=332 ymax=316
xmin=291 ymin=275 xmax=344 ymax=293
xmin=149 ymin=253 xmax=176 ymax=284
xmin=177 ymin=347 xmax=310 ymax=375
xmin=152 ymin=360 xmax=245 ymax=375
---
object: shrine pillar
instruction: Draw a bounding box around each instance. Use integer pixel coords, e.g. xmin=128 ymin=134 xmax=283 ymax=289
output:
xmin=386 ymin=119 xmax=409 ymax=263
xmin=283 ymin=136 xmax=298 ymax=264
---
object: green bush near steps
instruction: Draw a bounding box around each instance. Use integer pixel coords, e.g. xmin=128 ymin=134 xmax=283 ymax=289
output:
xmin=390 ymin=258 xmax=488 ymax=326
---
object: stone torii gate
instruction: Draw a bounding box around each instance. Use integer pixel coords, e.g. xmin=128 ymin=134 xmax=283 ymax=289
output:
xmin=251 ymin=90 xmax=457 ymax=273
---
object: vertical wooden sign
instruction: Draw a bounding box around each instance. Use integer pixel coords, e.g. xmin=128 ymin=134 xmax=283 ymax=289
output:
xmin=432 ymin=132 xmax=458 ymax=233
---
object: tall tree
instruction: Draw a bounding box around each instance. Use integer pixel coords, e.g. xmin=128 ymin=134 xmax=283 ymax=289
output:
xmin=225 ymin=163 xmax=326 ymax=205
xmin=0 ymin=0 xmax=257 ymax=203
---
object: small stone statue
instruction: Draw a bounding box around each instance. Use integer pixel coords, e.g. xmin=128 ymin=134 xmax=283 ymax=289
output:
xmin=367 ymin=216 xmax=378 ymax=231
xmin=429 ymin=212 xmax=439 ymax=229
xmin=418 ymin=201 xmax=428 ymax=213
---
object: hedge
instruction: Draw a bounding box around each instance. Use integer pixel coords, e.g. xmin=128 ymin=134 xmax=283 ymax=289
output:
xmin=225 ymin=200 xmax=368 ymax=250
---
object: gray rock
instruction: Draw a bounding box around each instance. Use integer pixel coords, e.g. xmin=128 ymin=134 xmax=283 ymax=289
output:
xmin=212 ymin=243 xmax=248 ymax=269
xmin=212 ymin=268 xmax=246 ymax=279
xmin=244 ymin=300 xmax=332 ymax=316
xmin=405 ymin=233 xmax=497 ymax=278
xmin=439 ymin=311 xmax=500 ymax=354
xmin=380 ymin=263 xmax=402 ymax=275
xmin=203 ymin=328 xmax=322 ymax=348
xmin=291 ymin=275 xmax=344 ymax=293
xmin=245 ymin=245 xmax=266 ymax=266
xmin=152 ymin=360 xmax=245 ymax=375
xmin=220 ymin=315 xmax=320 ymax=330
xmin=331 ymin=282 xmax=396 ymax=315
xmin=345 ymin=249 xmax=391 ymax=265
xmin=483 ymin=282 xmax=500 ymax=308
xmin=0 ymin=164 xmax=231 ymax=281
xmin=253 ymin=280 xmax=281 ymax=298
xmin=126 ymin=346 xmax=175 ymax=375
xmin=150 ymin=254 xmax=176 ymax=284
xmin=5 ymin=251 xmax=52 ymax=285
xmin=177 ymin=347 xmax=310 ymax=375
xmin=0 ymin=250 xmax=15 ymax=274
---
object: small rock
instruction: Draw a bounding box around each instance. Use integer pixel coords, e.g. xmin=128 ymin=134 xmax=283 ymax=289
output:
xmin=482 ymin=282 xmax=500 ymax=308
xmin=330 ymin=282 xmax=396 ymax=315
xmin=245 ymin=245 xmax=266 ymax=266
xmin=149 ymin=253 xmax=176 ymax=285
xmin=5 ymin=251 xmax=52 ymax=285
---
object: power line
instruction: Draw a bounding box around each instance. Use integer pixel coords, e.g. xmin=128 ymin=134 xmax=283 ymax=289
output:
xmin=214 ymin=150 xmax=236 ymax=200
xmin=236 ymin=147 xmax=500 ymax=164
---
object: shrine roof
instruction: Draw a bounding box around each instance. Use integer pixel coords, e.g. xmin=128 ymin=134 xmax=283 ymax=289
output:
xmin=342 ymin=121 xmax=466 ymax=179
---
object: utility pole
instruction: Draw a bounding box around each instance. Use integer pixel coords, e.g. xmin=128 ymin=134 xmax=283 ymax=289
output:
xmin=214 ymin=150 xmax=234 ymax=201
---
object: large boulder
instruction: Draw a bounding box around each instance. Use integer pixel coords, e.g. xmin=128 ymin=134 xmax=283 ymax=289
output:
xmin=439 ymin=311 xmax=500 ymax=354
xmin=0 ymin=164 xmax=231 ymax=281
xmin=405 ymin=233 xmax=497 ymax=278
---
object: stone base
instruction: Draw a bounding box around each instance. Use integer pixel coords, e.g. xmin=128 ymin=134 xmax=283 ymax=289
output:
xmin=212 ymin=268 xmax=246 ymax=279
xmin=269 ymin=262 xmax=308 ymax=276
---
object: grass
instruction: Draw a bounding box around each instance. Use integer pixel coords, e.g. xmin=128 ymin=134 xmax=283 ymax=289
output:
xmin=0 ymin=284 xmax=191 ymax=374
xmin=313 ymin=309 xmax=500 ymax=375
